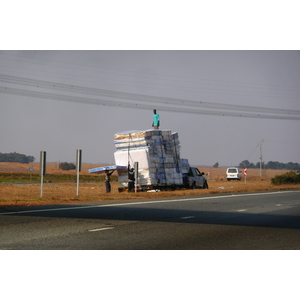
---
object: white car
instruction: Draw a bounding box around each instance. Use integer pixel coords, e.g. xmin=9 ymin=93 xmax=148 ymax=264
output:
xmin=226 ymin=167 xmax=242 ymax=181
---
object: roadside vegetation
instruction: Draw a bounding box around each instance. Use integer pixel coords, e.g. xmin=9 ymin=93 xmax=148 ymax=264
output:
xmin=0 ymin=172 xmax=104 ymax=184
xmin=271 ymin=171 xmax=300 ymax=185
xmin=1 ymin=168 xmax=300 ymax=208
xmin=1 ymin=162 xmax=299 ymax=208
xmin=0 ymin=152 xmax=35 ymax=163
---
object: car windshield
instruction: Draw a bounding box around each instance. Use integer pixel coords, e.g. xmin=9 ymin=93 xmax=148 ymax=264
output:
xmin=194 ymin=168 xmax=201 ymax=176
xmin=228 ymin=169 xmax=237 ymax=173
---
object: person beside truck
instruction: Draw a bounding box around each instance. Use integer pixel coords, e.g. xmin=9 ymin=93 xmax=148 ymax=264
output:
xmin=104 ymin=169 xmax=115 ymax=192
xmin=128 ymin=162 xmax=135 ymax=192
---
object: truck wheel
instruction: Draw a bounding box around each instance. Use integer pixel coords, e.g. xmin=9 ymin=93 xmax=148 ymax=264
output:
xmin=192 ymin=182 xmax=196 ymax=189
xmin=203 ymin=181 xmax=208 ymax=189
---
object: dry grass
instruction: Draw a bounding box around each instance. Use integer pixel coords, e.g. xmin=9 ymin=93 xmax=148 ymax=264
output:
xmin=1 ymin=163 xmax=299 ymax=208
xmin=1 ymin=176 xmax=300 ymax=208
xmin=0 ymin=162 xmax=102 ymax=174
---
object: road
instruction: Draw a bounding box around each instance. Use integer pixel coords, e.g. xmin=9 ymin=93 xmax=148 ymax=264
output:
xmin=1 ymin=190 xmax=300 ymax=249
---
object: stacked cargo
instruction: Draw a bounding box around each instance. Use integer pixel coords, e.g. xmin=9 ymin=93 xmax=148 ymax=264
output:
xmin=113 ymin=129 xmax=189 ymax=188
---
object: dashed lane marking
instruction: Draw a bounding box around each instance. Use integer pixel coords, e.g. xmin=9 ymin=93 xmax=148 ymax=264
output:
xmin=88 ymin=227 xmax=114 ymax=232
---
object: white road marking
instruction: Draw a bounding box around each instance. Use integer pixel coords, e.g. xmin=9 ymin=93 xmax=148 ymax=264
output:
xmin=180 ymin=216 xmax=195 ymax=219
xmin=237 ymin=209 xmax=247 ymax=212
xmin=0 ymin=190 xmax=298 ymax=215
xmin=88 ymin=227 xmax=114 ymax=232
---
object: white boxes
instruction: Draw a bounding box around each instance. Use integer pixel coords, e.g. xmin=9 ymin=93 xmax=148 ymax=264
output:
xmin=114 ymin=129 xmax=189 ymax=187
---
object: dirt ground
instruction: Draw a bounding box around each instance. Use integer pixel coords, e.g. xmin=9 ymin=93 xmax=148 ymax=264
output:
xmin=1 ymin=162 xmax=298 ymax=208
xmin=0 ymin=162 xmax=289 ymax=179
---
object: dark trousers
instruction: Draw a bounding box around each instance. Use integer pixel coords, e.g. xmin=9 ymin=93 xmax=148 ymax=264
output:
xmin=105 ymin=181 xmax=111 ymax=193
xmin=128 ymin=180 xmax=134 ymax=192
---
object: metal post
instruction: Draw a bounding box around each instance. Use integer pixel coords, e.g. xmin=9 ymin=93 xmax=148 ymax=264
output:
xmin=40 ymin=173 xmax=44 ymax=198
xmin=76 ymin=149 xmax=82 ymax=196
xmin=40 ymin=151 xmax=46 ymax=198
xmin=134 ymin=161 xmax=138 ymax=193
xmin=76 ymin=171 xmax=80 ymax=196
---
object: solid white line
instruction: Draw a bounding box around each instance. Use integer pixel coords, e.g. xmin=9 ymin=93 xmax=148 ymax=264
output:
xmin=88 ymin=227 xmax=114 ymax=232
xmin=0 ymin=190 xmax=298 ymax=215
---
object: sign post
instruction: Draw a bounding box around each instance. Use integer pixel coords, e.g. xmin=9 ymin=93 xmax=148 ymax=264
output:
xmin=76 ymin=149 xmax=82 ymax=196
xmin=40 ymin=151 xmax=46 ymax=197
xmin=244 ymin=167 xmax=247 ymax=183
xmin=134 ymin=161 xmax=139 ymax=193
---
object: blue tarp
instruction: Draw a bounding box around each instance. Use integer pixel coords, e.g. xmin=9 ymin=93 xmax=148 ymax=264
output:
xmin=88 ymin=165 xmax=127 ymax=174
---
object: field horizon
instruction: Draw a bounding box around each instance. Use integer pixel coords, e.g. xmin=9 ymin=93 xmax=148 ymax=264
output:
xmin=1 ymin=162 xmax=299 ymax=208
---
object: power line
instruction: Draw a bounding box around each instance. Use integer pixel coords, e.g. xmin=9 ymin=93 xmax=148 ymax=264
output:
xmin=1 ymin=74 xmax=300 ymax=117
xmin=2 ymin=52 xmax=300 ymax=94
xmin=1 ymin=85 xmax=300 ymax=120
xmin=1 ymin=53 xmax=300 ymax=100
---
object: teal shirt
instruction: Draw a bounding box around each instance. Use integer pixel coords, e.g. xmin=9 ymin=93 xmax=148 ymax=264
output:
xmin=153 ymin=113 xmax=160 ymax=126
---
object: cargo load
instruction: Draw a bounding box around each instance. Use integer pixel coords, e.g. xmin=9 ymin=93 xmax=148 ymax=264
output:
xmin=114 ymin=129 xmax=188 ymax=189
xmin=89 ymin=129 xmax=208 ymax=191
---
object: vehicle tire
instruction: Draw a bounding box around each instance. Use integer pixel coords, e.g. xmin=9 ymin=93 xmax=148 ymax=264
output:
xmin=192 ymin=182 xmax=196 ymax=189
xmin=203 ymin=181 xmax=208 ymax=189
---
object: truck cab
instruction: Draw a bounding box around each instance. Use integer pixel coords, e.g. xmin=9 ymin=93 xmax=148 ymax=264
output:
xmin=182 ymin=167 xmax=208 ymax=189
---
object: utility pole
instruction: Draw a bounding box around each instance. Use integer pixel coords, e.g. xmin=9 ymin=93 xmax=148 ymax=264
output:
xmin=259 ymin=139 xmax=264 ymax=177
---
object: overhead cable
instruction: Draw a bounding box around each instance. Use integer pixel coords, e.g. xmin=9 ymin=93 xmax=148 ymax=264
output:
xmin=1 ymin=86 xmax=300 ymax=121
xmin=1 ymin=74 xmax=300 ymax=116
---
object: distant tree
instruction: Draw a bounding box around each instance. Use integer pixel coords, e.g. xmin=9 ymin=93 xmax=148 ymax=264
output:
xmin=69 ymin=163 xmax=76 ymax=170
xmin=237 ymin=160 xmax=300 ymax=170
xmin=213 ymin=162 xmax=219 ymax=168
xmin=59 ymin=162 xmax=69 ymax=170
xmin=27 ymin=156 xmax=36 ymax=163
xmin=59 ymin=162 xmax=76 ymax=170
xmin=238 ymin=160 xmax=250 ymax=168
xmin=0 ymin=152 xmax=35 ymax=163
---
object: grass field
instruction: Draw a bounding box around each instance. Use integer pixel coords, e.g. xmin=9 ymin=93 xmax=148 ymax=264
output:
xmin=1 ymin=162 xmax=299 ymax=208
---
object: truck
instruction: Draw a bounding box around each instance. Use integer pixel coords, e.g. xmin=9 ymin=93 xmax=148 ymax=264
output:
xmin=89 ymin=165 xmax=208 ymax=192
xmin=88 ymin=129 xmax=208 ymax=191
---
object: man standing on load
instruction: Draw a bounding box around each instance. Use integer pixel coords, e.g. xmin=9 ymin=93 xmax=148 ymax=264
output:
xmin=152 ymin=109 xmax=160 ymax=129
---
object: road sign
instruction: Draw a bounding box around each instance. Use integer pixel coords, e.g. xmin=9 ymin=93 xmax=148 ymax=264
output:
xmin=244 ymin=168 xmax=248 ymax=176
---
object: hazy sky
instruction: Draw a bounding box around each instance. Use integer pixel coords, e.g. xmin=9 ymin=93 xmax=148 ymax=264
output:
xmin=1 ymin=50 xmax=300 ymax=166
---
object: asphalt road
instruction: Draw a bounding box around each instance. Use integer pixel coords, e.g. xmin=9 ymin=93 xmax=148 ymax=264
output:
xmin=1 ymin=190 xmax=300 ymax=249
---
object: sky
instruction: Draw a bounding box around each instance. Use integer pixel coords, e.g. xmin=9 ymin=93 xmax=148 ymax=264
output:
xmin=1 ymin=50 xmax=299 ymax=167
xmin=1 ymin=1 xmax=300 ymax=168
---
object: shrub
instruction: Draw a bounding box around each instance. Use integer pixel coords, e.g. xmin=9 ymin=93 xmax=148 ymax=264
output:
xmin=59 ymin=162 xmax=76 ymax=170
xmin=271 ymin=171 xmax=300 ymax=185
